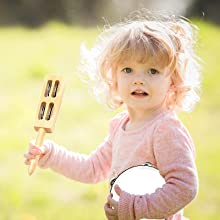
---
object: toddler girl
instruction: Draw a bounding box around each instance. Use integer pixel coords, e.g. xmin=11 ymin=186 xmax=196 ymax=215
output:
xmin=24 ymin=10 xmax=201 ymax=220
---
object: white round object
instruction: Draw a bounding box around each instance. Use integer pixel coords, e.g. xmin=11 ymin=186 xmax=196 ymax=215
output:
xmin=110 ymin=163 xmax=165 ymax=202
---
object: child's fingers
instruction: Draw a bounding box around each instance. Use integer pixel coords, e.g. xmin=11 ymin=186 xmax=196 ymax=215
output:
xmin=114 ymin=184 xmax=122 ymax=196
xmin=23 ymin=151 xmax=37 ymax=166
xmin=104 ymin=202 xmax=116 ymax=218
xmin=24 ymin=152 xmax=36 ymax=160
xmin=107 ymin=194 xmax=118 ymax=209
xmin=24 ymin=158 xmax=31 ymax=165
xmin=24 ymin=141 xmax=47 ymax=163
xmin=29 ymin=147 xmax=42 ymax=156
xmin=29 ymin=140 xmax=48 ymax=155
xmin=38 ymin=144 xmax=47 ymax=154
xmin=29 ymin=141 xmax=41 ymax=154
xmin=24 ymin=140 xmax=51 ymax=167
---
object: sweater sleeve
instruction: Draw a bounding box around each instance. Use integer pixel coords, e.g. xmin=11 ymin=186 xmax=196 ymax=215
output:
xmin=38 ymin=137 xmax=112 ymax=183
xmin=37 ymin=114 xmax=124 ymax=184
xmin=118 ymin=118 xmax=199 ymax=219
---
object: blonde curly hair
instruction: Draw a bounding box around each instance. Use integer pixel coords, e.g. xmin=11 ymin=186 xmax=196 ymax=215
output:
xmin=79 ymin=10 xmax=201 ymax=112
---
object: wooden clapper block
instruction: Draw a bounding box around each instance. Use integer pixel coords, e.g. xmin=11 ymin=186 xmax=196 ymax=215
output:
xmin=28 ymin=75 xmax=65 ymax=175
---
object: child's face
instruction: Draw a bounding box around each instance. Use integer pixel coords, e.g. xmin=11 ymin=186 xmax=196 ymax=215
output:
xmin=115 ymin=59 xmax=172 ymax=113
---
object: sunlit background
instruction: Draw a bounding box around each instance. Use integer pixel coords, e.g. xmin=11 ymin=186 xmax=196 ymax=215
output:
xmin=0 ymin=0 xmax=220 ymax=219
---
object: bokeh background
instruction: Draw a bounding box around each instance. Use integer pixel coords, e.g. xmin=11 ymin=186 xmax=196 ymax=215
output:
xmin=0 ymin=0 xmax=220 ymax=219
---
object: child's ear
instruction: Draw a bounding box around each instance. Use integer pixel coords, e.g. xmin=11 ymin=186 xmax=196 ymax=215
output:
xmin=168 ymin=80 xmax=175 ymax=93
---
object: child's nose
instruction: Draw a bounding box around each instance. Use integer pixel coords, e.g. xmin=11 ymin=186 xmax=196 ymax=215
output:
xmin=133 ymin=73 xmax=145 ymax=85
xmin=134 ymin=79 xmax=144 ymax=85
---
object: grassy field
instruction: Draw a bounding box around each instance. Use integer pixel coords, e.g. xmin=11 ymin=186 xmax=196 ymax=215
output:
xmin=0 ymin=20 xmax=219 ymax=219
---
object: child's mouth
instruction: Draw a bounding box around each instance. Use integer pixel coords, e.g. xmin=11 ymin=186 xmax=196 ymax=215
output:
xmin=131 ymin=90 xmax=148 ymax=97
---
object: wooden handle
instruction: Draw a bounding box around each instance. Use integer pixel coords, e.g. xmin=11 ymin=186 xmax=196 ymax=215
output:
xmin=28 ymin=128 xmax=46 ymax=175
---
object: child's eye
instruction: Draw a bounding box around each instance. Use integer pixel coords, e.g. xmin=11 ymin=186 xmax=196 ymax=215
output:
xmin=148 ymin=68 xmax=159 ymax=75
xmin=122 ymin=67 xmax=133 ymax=73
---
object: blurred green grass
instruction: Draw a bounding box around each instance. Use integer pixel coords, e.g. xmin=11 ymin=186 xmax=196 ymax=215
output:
xmin=0 ymin=20 xmax=219 ymax=219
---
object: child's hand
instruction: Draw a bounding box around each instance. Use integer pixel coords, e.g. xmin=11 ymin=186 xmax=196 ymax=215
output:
xmin=104 ymin=184 xmax=122 ymax=220
xmin=24 ymin=140 xmax=49 ymax=166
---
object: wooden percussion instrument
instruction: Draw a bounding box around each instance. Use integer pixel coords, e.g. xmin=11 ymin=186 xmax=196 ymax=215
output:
xmin=28 ymin=75 xmax=65 ymax=175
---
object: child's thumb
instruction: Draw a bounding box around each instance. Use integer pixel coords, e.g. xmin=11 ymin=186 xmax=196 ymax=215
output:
xmin=114 ymin=184 xmax=122 ymax=196
xmin=39 ymin=145 xmax=47 ymax=154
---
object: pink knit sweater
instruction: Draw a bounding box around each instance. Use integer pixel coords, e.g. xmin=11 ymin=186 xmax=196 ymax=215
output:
xmin=38 ymin=110 xmax=198 ymax=220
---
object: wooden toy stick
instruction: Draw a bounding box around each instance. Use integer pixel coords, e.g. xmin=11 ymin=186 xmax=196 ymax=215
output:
xmin=28 ymin=75 xmax=65 ymax=176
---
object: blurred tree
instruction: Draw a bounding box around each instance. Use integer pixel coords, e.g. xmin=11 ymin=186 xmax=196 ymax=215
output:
xmin=187 ymin=0 xmax=220 ymax=24
xmin=0 ymin=0 xmax=65 ymax=26
xmin=0 ymin=0 xmax=105 ymax=26
xmin=0 ymin=0 xmax=219 ymax=27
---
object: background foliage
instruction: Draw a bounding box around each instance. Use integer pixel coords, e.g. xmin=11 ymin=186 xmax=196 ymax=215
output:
xmin=0 ymin=0 xmax=220 ymax=26
xmin=0 ymin=19 xmax=219 ymax=219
